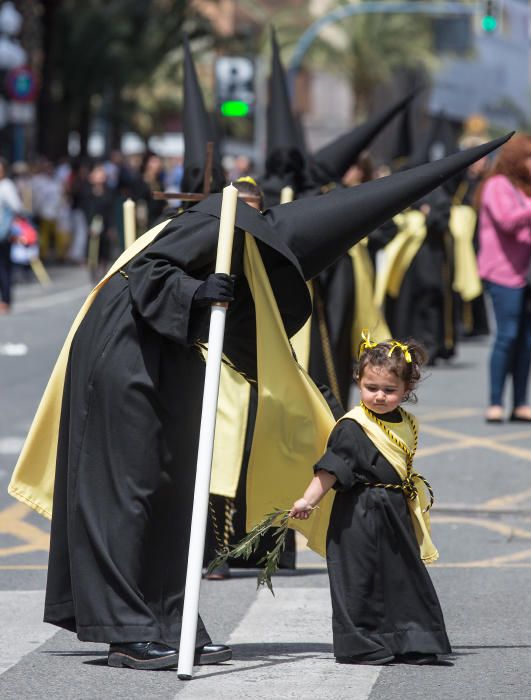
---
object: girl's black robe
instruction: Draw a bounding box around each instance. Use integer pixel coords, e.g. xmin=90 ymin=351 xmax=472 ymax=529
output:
xmin=315 ymin=414 xmax=451 ymax=659
xmin=43 ymin=197 xmax=311 ymax=646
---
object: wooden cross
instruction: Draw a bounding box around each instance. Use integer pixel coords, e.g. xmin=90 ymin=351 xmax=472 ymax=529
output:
xmin=152 ymin=141 xmax=261 ymax=205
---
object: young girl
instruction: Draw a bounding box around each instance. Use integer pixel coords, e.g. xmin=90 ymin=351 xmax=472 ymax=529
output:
xmin=290 ymin=334 xmax=451 ymax=666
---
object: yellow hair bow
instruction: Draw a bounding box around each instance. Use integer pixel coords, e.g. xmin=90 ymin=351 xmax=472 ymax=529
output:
xmin=235 ymin=176 xmax=258 ymax=186
xmin=388 ymin=340 xmax=412 ymax=363
xmin=359 ymin=329 xmax=378 ymax=358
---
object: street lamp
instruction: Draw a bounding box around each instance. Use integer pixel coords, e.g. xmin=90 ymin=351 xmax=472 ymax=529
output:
xmin=0 ymin=1 xmax=26 ymax=160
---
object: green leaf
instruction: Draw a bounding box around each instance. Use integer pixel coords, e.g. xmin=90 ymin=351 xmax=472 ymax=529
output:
xmin=206 ymin=508 xmax=291 ymax=595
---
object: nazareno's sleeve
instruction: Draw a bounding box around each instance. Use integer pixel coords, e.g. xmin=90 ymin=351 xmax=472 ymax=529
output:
xmin=126 ymin=214 xmax=215 ymax=345
xmin=313 ymin=419 xmax=367 ymax=492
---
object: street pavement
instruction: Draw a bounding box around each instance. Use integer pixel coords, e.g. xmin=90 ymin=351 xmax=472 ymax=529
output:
xmin=1 ymin=266 xmax=531 ymax=699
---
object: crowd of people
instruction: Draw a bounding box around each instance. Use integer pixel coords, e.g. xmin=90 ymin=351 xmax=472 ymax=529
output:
xmin=0 ymin=149 xmax=254 ymax=309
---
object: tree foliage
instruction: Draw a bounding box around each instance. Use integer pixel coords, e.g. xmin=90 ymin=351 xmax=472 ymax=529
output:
xmin=37 ymin=0 xmax=194 ymax=158
xmin=247 ymin=0 xmax=434 ymax=119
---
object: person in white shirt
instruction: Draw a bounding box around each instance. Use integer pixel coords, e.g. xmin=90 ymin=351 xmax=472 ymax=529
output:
xmin=0 ymin=158 xmax=23 ymax=313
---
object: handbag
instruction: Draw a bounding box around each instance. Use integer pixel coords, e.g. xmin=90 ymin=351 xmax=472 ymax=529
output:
xmin=10 ymin=215 xmax=38 ymax=246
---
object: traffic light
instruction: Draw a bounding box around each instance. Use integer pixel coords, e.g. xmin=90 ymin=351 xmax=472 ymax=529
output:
xmin=481 ymin=0 xmax=498 ymax=33
xmin=215 ymin=57 xmax=255 ymax=118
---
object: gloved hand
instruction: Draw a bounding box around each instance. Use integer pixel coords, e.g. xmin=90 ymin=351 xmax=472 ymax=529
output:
xmin=193 ymin=273 xmax=235 ymax=306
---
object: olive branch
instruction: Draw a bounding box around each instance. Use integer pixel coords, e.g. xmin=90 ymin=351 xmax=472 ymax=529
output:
xmin=206 ymin=508 xmax=291 ymax=595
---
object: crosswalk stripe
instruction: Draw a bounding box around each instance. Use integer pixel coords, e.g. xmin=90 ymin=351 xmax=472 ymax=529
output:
xmin=176 ymin=587 xmax=381 ymax=699
xmin=0 ymin=591 xmax=57 ymax=674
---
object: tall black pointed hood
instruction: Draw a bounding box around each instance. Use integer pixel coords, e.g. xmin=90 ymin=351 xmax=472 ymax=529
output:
xmin=265 ymin=28 xmax=306 ymax=179
xmin=310 ymin=88 xmax=422 ymax=185
xmin=264 ymin=134 xmax=512 ymax=279
xmin=181 ymin=35 xmax=224 ymax=194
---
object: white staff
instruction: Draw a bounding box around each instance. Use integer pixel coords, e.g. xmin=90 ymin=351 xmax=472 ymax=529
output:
xmin=177 ymin=184 xmax=238 ymax=680
xmin=123 ymin=198 xmax=136 ymax=249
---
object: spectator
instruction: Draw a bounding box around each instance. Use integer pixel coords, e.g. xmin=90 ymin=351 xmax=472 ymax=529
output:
xmin=32 ymin=159 xmax=70 ymax=262
xmin=79 ymin=163 xmax=116 ymax=281
xmin=0 ymin=158 xmax=23 ymax=313
xmin=477 ymin=134 xmax=531 ymax=422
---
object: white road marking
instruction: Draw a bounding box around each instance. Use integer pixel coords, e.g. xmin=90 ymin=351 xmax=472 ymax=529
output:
xmin=0 ymin=343 xmax=28 ymax=356
xmin=177 ymin=587 xmax=381 ymax=699
xmin=0 ymin=590 xmax=57 ymax=674
xmin=0 ymin=437 xmax=25 ymax=454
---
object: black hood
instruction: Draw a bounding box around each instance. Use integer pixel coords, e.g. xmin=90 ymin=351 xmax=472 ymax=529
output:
xmin=264 ymin=134 xmax=512 ymax=279
xmin=310 ymin=88 xmax=422 ymax=185
xmin=181 ymin=35 xmax=225 ymax=194
xmin=265 ymin=28 xmax=306 ymax=180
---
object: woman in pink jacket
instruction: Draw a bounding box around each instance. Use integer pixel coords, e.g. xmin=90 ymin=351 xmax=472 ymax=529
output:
xmin=477 ymin=134 xmax=531 ymax=422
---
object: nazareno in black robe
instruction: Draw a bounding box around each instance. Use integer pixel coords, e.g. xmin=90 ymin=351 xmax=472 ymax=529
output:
xmin=385 ymin=214 xmax=457 ymax=365
xmin=315 ymin=413 xmax=451 ymax=659
xmin=44 ymin=195 xmax=311 ymax=646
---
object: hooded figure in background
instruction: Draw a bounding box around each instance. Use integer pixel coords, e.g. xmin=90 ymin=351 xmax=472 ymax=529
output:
xmin=377 ymin=187 xmax=458 ymax=364
xmin=309 ymin=88 xmax=422 ymax=189
xmin=259 ymin=30 xmax=313 ymax=207
xmin=180 ymin=36 xmax=225 ymax=198
xmin=301 ymin=90 xmax=420 ymax=408
xmin=8 ymin=134 xmax=510 ymax=670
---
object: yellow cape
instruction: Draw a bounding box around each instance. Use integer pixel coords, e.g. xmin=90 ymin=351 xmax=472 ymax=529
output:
xmin=8 ymin=219 xmax=171 ymax=517
xmin=374 ymin=210 xmax=426 ymax=307
xmin=449 ymin=204 xmax=482 ymax=302
xmin=244 ymin=235 xmax=336 ymax=557
xmin=349 ymin=241 xmax=390 ymax=345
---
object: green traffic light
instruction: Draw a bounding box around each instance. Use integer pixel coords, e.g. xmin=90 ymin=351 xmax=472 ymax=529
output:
xmin=220 ymin=100 xmax=250 ymax=117
xmin=481 ymin=15 xmax=497 ymax=32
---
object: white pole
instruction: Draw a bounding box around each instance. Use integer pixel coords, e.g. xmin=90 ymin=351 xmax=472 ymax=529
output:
xmin=123 ymin=198 xmax=136 ymax=249
xmin=177 ymin=184 xmax=238 ymax=681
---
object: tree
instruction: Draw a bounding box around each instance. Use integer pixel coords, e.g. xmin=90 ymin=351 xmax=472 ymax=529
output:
xmin=37 ymin=0 xmax=192 ymax=159
xmin=301 ymin=1 xmax=435 ymax=119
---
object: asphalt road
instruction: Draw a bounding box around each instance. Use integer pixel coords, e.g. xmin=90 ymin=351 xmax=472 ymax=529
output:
xmin=1 ymin=267 xmax=530 ymax=699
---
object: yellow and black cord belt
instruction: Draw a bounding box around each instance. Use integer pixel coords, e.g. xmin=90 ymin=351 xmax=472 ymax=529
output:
xmin=361 ymin=403 xmax=434 ymax=512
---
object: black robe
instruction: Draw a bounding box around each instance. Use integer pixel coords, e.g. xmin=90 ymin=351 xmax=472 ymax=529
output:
xmin=315 ymin=414 xmax=451 ymax=659
xmin=386 ymin=227 xmax=457 ymax=364
xmin=308 ymin=256 xmax=355 ymax=410
xmin=44 ymin=197 xmax=310 ymax=646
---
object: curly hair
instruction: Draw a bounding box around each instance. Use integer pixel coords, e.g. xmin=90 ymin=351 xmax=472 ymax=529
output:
xmin=355 ymin=339 xmax=428 ymax=403
xmin=476 ymin=132 xmax=531 ymax=205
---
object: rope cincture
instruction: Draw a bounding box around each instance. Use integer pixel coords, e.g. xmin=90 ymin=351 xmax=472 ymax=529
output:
xmin=209 ymin=496 xmax=236 ymax=551
xmin=360 ymin=402 xmax=434 ymax=512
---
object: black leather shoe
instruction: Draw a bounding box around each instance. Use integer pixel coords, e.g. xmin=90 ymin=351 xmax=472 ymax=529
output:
xmin=336 ymin=652 xmax=394 ymax=665
xmin=194 ymin=643 xmax=232 ymax=665
xmin=108 ymin=642 xmax=178 ymax=670
xmin=396 ymin=653 xmax=453 ymax=666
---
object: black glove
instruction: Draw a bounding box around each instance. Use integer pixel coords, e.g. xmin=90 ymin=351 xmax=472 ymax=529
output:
xmin=193 ymin=273 xmax=235 ymax=306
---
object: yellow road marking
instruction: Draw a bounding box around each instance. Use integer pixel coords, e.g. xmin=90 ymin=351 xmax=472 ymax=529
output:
xmin=481 ymin=487 xmax=531 ymax=510
xmin=420 ymin=408 xmax=482 ymax=422
xmin=422 ymin=424 xmax=531 ymax=461
xmin=432 ymin=514 xmax=531 ymax=540
xmin=0 ymin=503 xmax=49 ymax=557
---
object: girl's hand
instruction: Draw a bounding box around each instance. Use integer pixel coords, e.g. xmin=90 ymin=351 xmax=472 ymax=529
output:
xmin=289 ymin=498 xmax=313 ymax=520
